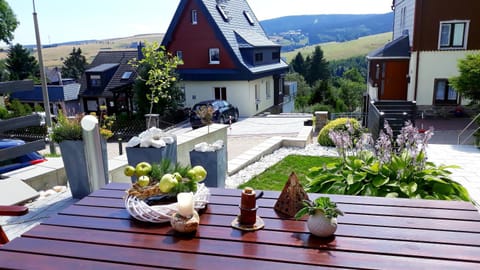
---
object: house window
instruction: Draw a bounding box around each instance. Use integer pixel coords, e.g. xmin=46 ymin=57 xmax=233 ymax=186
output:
xmin=209 ymin=48 xmax=220 ymax=64
xmin=214 ymin=87 xmax=227 ymax=100
xmin=90 ymin=75 xmax=101 ymax=87
xmin=266 ymin=81 xmax=271 ymax=99
xmin=439 ymin=21 xmax=469 ymax=49
xmin=255 ymin=53 xmax=263 ymax=62
xmin=272 ymin=51 xmax=280 ymax=60
xmin=400 ymin=7 xmax=406 ymax=32
xmin=176 ymin=51 xmax=183 ymax=61
xmin=434 ymin=79 xmax=458 ymax=105
xmin=191 ymin=10 xmax=198 ymax=25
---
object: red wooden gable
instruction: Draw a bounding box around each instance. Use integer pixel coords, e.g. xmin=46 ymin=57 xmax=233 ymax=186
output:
xmin=167 ymin=0 xmax=236 ymax=70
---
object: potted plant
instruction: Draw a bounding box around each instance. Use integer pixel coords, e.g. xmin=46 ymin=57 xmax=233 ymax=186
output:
xmin=295 ymin=196 xmax=344 ymax=237
xmin=51 ymin=112 xmax=113 ymax=198
xmin=195 ymin=104 xmax=214 ymax=133
xmin=125 ymin=42 xmax=182 ymax=176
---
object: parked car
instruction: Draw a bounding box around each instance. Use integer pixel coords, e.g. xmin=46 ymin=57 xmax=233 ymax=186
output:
xmin=0 ymin=139 xmax=46 ymax=174
xmin=189 ymin=100 xmax=239 ymax=129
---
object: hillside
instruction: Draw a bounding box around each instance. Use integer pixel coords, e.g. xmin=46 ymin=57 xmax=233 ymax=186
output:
xmin=283 ymin=32 xmax=392 ymax=62
xmin=0 ymin=34 xmax=164 ymax=68
xmin=261 ymin=13 xmax=393 ymax=51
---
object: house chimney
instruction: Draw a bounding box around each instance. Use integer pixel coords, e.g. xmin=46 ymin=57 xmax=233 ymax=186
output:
xmin=137 ymin=42 xmax=144 ymax=60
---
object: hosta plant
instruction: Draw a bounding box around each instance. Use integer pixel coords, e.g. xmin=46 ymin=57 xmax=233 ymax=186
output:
xmin=307 ymin=121 xmax=471 ymax=201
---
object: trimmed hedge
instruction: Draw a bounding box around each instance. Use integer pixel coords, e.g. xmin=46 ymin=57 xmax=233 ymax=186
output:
xmin=317 ymin=118 xmax=361 ymax=146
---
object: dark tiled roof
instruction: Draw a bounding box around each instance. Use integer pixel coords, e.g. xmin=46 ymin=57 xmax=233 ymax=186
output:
xmin=368 ymin=35 xmax=411 ymax=59
xmin=163 ymin=0 xmax=288 ymax=80
xmin=79 ymin=50 xmax=138 ymax=97
xmin=85 ymin=63 xmax=119 ymax=72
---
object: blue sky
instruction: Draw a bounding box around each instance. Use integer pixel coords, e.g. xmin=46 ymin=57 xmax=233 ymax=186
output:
xmin=5 ymin=0 xmax=392 ymax=45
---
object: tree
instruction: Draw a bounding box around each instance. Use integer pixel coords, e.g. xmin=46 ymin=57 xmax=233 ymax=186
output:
xmin=290 ymin=52 xmax=307 ymax=78
xmin=130 ymin=42 xmax=183 ymax=123
xmin=306 ymin=46 xmax=329 ymax=86
xmin=450 ymin=54 xmax=480 ymax=103
xmin=6 ymin=44 xmax=39 ymax=81
xmin=0 ymin=59 xmax=9 ymax=81
xmin=61 ymin=47 xmax=87 ymax=81
xmin=0 ymin=0 xmax=19 ymax=44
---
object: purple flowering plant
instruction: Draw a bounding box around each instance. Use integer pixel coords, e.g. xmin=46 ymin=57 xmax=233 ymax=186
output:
xmin=307 ymin=120 xmax=471 ymax=201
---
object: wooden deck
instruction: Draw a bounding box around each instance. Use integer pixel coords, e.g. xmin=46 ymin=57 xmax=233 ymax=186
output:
xmin=0 ymin=182 xmax=479 ymax=269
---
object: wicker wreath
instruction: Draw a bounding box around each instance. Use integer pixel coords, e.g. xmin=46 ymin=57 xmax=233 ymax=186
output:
xmin=125 ymin=183 xmax=210 ymax=223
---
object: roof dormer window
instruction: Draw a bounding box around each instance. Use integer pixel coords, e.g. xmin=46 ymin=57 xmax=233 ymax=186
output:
xmin=90 ymin=75 xmax=101 ymax=87
xmin=244 ymin=11 xmax=254 ymax=25
xmin=192 ymin=10 xmax=198 ymax=25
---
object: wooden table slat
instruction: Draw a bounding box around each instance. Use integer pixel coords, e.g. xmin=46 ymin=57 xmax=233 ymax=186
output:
xmin=100 ymin=184 xmax=478 ymax=211
xmin=61 ymin=204 xmax=480 ymax=233
xmin=23 ymin=224 xmax=480 ymax=264
xmin=3 ymin=238 xmax=332 ymax=270
xmin=43 ymin=213 xmax=480 ymax=247
xmin=78 ymin=192 xmax=480 ymax=222
xmin=0 ymin=250 xmax=163 ymax=270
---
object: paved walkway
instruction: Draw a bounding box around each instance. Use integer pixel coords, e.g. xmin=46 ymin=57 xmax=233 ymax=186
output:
xmin=2 ymin=116 xmax=480 ymax=243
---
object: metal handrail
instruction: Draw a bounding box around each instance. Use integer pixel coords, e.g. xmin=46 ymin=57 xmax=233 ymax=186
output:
xmin=458 ymin=113 xmax=480 ymax=144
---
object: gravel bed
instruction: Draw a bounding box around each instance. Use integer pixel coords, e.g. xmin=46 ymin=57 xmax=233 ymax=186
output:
xmin=225 ymin=143 xmax=338 ymax=188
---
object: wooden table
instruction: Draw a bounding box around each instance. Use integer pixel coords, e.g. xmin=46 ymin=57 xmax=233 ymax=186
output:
xmin=1 ymin=183 xmax=479 ymax=269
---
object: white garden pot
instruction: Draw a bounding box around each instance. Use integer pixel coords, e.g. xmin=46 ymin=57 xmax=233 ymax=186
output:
xmin=307 ymin=211 xmax=338 ymax=237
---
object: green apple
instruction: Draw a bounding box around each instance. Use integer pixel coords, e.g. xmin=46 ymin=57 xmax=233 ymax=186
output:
xmin=123 ymin=165 xmax=136 ymax=177
xmin=158 ymin=173 xmax=178 ymax=193
xmin=191 ymin=165 xmax=207 ymax=182
xmin=138 ymin=175 xmax=150 ymax=187
xmin=135 ymin=162 xmax=152 ymax=176
xmin=172 ymin=172 xmax=183 ymax=182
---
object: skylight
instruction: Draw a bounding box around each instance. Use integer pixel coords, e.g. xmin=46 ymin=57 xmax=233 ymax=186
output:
xmin=121 ymin=71 xmax=132 ymax=80
xmin=216 ymin=4 xmax=229 ymax=22
xmin=244 ymin=11 xmax=254 ymax=25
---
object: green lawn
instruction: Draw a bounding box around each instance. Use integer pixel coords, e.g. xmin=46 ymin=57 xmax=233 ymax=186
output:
xmin=238 ymin=155 xmax=338 ymax=191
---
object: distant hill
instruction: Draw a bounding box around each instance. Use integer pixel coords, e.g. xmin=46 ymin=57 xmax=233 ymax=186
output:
xmin=0 ymin=34 xmax=164 ymax=68
xmin=283 ymin=32 xmax=392 ymax=63
xmin=261 ymin=13 xmax=393 ymax=51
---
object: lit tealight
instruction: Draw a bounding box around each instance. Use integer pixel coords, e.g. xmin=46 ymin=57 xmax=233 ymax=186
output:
xmin=177 ymin=192 xmax=194 ymax=217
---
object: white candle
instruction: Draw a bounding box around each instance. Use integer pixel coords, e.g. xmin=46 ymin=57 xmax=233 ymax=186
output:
xmin=177 ymin=192 xmax=194 ymax=217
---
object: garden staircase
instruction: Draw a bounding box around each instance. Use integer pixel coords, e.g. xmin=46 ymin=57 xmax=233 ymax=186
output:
xmin=366 ymin=100 xmax=417 ymax=140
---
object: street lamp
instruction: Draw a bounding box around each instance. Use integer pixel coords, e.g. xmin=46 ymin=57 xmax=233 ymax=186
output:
xmin=32 ymin=0 xmax=56 ymax=154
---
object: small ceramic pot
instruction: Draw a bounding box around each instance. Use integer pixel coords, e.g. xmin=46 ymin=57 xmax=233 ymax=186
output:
xmin=307 ymin=211 xmax=338 ymax=237
xmin=170 ymin=210 xmax=200 ymax=233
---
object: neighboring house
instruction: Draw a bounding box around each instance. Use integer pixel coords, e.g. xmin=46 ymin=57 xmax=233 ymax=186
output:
xmin=162 ymin=0 xmax=289 ymax=117
xmin=78 ymin=48 xmax=139 ymax=116
xmin=9 ymin=83 xmax=81 ymax=117
xmin=367 ymin=0 xmax=480 ymax=114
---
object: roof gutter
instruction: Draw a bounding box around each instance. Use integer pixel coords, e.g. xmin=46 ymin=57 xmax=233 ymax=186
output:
xmin=366 ymin=56 xmax=411 ymax=60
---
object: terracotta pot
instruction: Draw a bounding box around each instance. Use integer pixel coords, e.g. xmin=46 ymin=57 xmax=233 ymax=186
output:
xmin=307 ymin=211 xmax=338 ymax=237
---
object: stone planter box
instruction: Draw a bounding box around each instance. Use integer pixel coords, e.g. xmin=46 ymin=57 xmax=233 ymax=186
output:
xmin=189 ymin=146 xmax=227 ymax=188
xmin=126 ymin=140 xmax=177 ymax=182
xmin=59 ymin=139 xmax=108 ymax=199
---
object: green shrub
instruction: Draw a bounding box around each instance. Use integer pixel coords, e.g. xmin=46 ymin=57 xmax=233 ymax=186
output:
xmin=0 ymin=106 xmax=9 ymax=119
xmin=317 ymin=117 xmax=361 ymax=146
xmin=307 ymin=121 xmax=471 ymax=201
xmin=7 ymin=99 xmax=32 ymax=117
